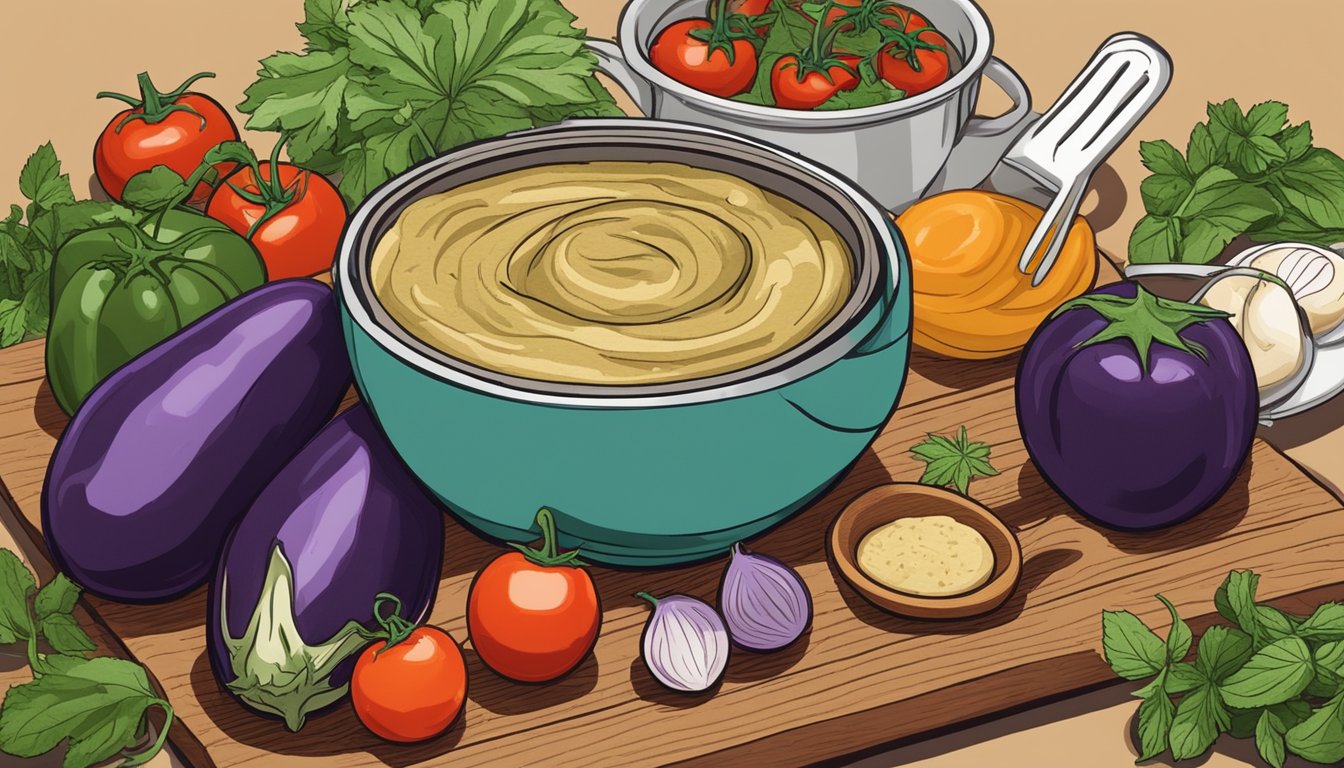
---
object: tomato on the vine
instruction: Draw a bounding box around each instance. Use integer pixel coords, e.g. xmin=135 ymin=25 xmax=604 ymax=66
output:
xmin=874 ymin=20 xmax=950 ymax=96
xmin=650 ymin=0 xmax=762 ymax=98
xmin=771 ymin=54 xmax=860 ymax=109
xmin=730 ymin=0 xmax=774 ymax=34
xmin=94 ymin=72 xmax=239 ymax=205
xmin=352 ymin=594 xmax=467 ymax=744
xmin=467 ymin=508 xmax=601 ymax=683
xmin=204 ymin=139 xmax=347 ymax=279
xmin=770 ymin=1 xmax=860 ymax=110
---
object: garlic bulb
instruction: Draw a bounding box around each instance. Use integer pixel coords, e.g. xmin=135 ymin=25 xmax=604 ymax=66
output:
xmin=1199 ymin=272 xmax=1309 ymax=402
xmin=636 ymin=592 xmax=729 ymax=693
xmin=719 ymin=543 xmax=811 ymax=651
xmin=1244 ymin=243 xmax=1344 ymax=338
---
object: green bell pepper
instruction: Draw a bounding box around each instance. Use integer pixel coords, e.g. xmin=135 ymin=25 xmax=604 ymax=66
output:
xmin=46 ymin=209 xmax=266 ymax=414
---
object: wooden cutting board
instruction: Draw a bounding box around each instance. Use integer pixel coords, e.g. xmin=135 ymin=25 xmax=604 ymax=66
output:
xmin=1 ymin=258 xmax=1343 ymax=768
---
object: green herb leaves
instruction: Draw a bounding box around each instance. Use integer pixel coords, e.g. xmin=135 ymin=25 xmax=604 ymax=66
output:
xmin=1102 ymin=571 xmax=1344 ymax=766
xmin=1104 ymin=609 xmax=1168 ymax=679
xmin=0 ymin=548 xmax=172 ymax=768
xmin=239 ymin=0 xmax=621 ymax=207
xmin=0 ymin=657 xmax=173 ymax=768
xmin=908 ymin=426 xmax=999 ymax=496
xmin=1 ymin=143 xmax=133 ymax=348
xmin=1130 ymin=99 xmax=1344 ymax=265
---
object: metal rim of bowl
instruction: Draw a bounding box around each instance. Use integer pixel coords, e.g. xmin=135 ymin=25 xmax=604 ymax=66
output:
xmin=616 ymin=0 xmax=994 ymax=128
xmin=336 ymin=118 xmax=905 ymax=409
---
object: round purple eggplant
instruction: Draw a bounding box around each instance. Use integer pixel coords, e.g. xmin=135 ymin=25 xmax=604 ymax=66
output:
xmin=42 ymin=279 xmax=352 ymax=602
xmin=207 ymin=403 xmax=444 ymax=732
xmin=1016 ymin=282 xmax=1257 ymax=531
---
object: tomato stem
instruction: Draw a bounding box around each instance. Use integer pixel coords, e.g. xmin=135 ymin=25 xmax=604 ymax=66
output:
xmin=208 ymin=135 xmax=299 ymax=240
xmin=371 ymin=593 xmax=419 ymax=657
xmin=98 ymin=71 xmax=214 ymax=132
xmin=788 ymin=2 xmax=857 ymax=84
xmin=687 ymin=0 xmax=761 ymax=64
xmin=509 ymin=508 xmax=587 ymax=568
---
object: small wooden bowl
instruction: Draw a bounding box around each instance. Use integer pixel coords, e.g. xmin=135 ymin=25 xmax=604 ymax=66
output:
xmin=829 ymin=483 xmax=1023 ymax=620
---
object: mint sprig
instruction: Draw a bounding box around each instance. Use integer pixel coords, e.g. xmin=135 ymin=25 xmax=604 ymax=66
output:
xmin=0 ymin=548 xmax=173 ymax=768
xmin=1129 ymin=99 xmax=1344 ymax=266
xmin=1103 ymin=571 xmax=1344 ymax=767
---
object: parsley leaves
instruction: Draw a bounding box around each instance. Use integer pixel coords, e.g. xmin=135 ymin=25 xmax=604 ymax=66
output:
xmin=1 ymin=144 xmax=132 ymax=349
xmin=1130 ymin=99 xmax=1344 ymax=265
xmin=909 ymin=426 xmax=999 ymax=496
xmin=239 ymin=0 xmax=622 ymax=206
xmin=1102 ymin=571 xmax=1344 ymax=766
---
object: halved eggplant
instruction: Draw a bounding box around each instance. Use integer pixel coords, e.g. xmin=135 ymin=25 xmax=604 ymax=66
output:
xmin=207 ymin=403 xmax=444 ymax=731
xmin=42 ymin=279 xmax=352 ymax=603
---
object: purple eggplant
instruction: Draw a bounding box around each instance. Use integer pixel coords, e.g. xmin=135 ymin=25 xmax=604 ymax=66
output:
xmin=42 ymin=279 xmax=352 ymax=603
xmin=1016 ymin=282 xmax=1257 ymax=530
xmin=207 ymin=403 xmax=443 ymax=731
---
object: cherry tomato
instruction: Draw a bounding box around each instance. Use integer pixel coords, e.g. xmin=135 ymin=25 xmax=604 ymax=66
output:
xmin=467 ymin=508 xmax=601 ymax=683
xmin=770 ymin=54 xmax=860 ymax=110
xmin=877 ymin=30 xmax=951 ymax=96
xmin=352 ymin=599 xmax=467 ymax=744
xmin=649 ymin=19 xmax=759 ymax=98
xmin=823 ymin=0 xmax=862 ymax=26
xmin=95 ymin=72 xmax=238 ymax=205
xmin=880 ymin=5 xmax=930 ymax=30
xmin=730 ymin=0 xmax=774 ymax=34
xmin=206 ymin=152 xmax=347 ymax=279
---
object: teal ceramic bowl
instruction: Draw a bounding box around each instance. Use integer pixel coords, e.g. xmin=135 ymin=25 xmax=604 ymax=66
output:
xmin=335 ymin=120 xmax=911 ymax=566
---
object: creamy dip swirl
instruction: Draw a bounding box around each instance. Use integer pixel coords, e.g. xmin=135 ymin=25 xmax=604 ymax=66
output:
xmin=369 ymin=161 xmax=853 ymax=385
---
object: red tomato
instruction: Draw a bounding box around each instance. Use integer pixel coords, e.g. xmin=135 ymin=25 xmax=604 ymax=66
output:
xmin=882 ymin=5 xmax=930 ymax=30
xmin=730 ymin=0 xmax=774 ymax=33
xmin=770 ymin=55 xmax=860 ymax=110
xmin=825 ymin=0 xmax=862 ymax=26
xmin=206 ymin=161 xmax=347 ymax=279
xmin=467 ymin=508 xmax=601 ymax=683
xmin=649 ymin=19 xmax=758 ymax=98
xmin=877 ymin=31 xmax=951 ymax=96
xmin=95 ymin=72 xmax=238 ymax=205
xmin=352 ymin=626 xmax=467 ymax=743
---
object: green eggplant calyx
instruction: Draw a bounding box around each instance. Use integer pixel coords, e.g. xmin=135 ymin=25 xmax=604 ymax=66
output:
xmin=97 ymin=71 xmax=215 ymax=132
xmin=509 ymin=507 xmax=588 ymax=568
xmin=219 ymin=545 xmax=381 ymax=732
xmin=1053 ymin=285 xmax=1233 ymax=374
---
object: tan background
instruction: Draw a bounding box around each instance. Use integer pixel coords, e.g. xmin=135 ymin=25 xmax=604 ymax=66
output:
xmin=1 ymin=1 xmax=1342 ymax=766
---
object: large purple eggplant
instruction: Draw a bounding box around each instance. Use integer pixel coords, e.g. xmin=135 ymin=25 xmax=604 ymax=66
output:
xmin=43 ymin=279 xmax=352 ymax=603
xmin=207 ymin=403 xmax=443 ymax=731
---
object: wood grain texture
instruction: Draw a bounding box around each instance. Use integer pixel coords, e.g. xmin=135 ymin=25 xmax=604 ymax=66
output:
xmin=2 ymin=257 xmax=1343 ymax=767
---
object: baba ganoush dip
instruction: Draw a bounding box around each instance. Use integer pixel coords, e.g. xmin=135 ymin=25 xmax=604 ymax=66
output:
xmin=369 ymin=161 xmax=853 ymax=384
